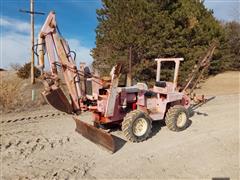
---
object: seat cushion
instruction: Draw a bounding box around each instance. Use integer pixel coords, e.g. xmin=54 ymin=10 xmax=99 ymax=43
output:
xmin=144 ymin=91 xmax=157 ymax=98
xmin=155 ymin=81 xmax=167 ymax=88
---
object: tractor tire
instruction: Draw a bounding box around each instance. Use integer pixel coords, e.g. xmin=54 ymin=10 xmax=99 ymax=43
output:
xmin=165 ymin=105 xmax=190 ymax=132
xmin=122 ymin=110 xmax=152 ymax=142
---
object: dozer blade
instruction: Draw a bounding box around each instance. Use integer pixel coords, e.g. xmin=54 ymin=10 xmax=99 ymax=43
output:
xmin=73 ymin=117 xmax=116 ymax=153
xmin=42 ymin=88 xmax=73 ymax=114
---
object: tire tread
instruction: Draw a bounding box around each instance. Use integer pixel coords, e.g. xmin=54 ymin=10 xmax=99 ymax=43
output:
xmin=165 ymin=105 xmax=189 ymax=132
xmin=122 ymin=110 xmax=152 ymax=142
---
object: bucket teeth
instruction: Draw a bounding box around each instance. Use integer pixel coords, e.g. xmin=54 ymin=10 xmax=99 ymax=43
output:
xmin=73 ymin=117 xmax=116 ymax=153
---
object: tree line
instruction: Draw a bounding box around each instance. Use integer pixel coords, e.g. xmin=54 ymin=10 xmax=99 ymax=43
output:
xmin=92 ymin=0 xmax=240 ymax=85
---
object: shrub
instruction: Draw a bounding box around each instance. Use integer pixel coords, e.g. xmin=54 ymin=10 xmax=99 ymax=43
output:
xmin=16 ymin=62 xmax=41 ymax=79
xmin=10 ymin=63 xmax=21 ymax=71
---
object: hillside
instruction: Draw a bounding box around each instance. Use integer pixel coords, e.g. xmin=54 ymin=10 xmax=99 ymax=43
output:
xmin=0 ymin=71 xmax=45 ymax=113
xmin=194 ymin=71 xmax=239 ymax=96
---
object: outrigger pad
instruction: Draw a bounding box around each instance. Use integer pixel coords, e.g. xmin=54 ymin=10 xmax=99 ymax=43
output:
xmin=73 ymin=117 xmax=116 ymax=153
xmin=42 ymin=88 xmax=73 ymax=114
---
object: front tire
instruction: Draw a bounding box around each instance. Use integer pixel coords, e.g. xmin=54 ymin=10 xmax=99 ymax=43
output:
xmin=165 ymin=105 xmax=189 ymax=131
xmin=122 ymin=110 xmax=152 ymax=142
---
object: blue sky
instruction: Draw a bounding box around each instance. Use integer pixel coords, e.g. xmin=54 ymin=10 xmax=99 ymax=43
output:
xmin=0 ymin=0 xmax=239 ymax=68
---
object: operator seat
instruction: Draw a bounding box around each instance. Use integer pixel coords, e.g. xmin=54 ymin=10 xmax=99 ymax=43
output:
xmin=155 ymin=81 xmax=167 ymax=88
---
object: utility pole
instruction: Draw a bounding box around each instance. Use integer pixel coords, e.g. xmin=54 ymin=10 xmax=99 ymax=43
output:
xmin=19 ymin=1 xmax=45 ymax=84
xmin=19 ymin=1 xmax=45 ymax=101
xmin=30 ymin=0 xmax=35 ymax=84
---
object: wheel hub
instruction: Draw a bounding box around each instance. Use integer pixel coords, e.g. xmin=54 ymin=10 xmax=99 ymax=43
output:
xmin=133 ymin=118 xmax=148 ymax=137
xmin=176 ymin=112 xmax=187 ymax=127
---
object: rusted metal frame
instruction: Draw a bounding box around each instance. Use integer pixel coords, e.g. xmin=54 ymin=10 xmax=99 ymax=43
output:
xmin=183 ymin=56 xmax=210 ymax=91
xmin=173 ymin=60 xmax=180 ymax=90
xmin=189 ymin=46 xmax=216 ymax=94
xmin=37 ymin=38 xmax=45 ymax=72
xmin=52 ymin=33 xmax=81 ymax=112
xmin=75 ymin=68 xmax=103 ymax=86
xmin=156 ymin=60 xmax=161 ymax=81
xmin=127 ymin=46 xmax=132 ymax=86
xmin=104 ymin=64 xmax=122 ymax=117
xmin=53 ymin=62 xmax=104 ymax=87
xmin=33 ymin=42 xmax=46 ymax=58
xmin=182 ymin=71 xmax=198 ymax=92
xmin=45 ymin=34 xmax=58 ymax=76
xmin=39 ymin=11 xmax=56 ymax=37
xmin=155 ymin=58 xmax=184 ymax=61
xmin=38 ymin=11 xmax=57 ymax=75
xmin=38 ymin=11 xmax=82 ymax=113
xmin=183 ymin=61 xmax=205 ymax=91
xmin=76 ymin=69 xmax=102 ymax=80
xmin=59 ymin=37 xmax=82 ymax=100
xmin=189 ymin=62 xmax=210 ymax=95
xmin=155 ymin=58 xmax=184 ymax=89
xmin=189 ymin=45 xmax=216 ymax=94
xmin=51 ymin=25 xmax=81 ymax=111
xmin=183 ymin=44 xmax=217 ymax=92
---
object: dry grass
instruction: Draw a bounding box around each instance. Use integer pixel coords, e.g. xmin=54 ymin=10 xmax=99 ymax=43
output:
xmin=0 ymin=71 xmax=46 ymax=113
xmin=194 ymin=71 xmax=240 ymax=96
xmin=0 ymin=71 xmax=21 ymax=111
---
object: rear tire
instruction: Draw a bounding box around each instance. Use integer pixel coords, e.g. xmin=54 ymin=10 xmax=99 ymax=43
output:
xmin=122 ymin=110 xmax=152 ymax=142
xmin=165 ymin=105 xmax=189 ymax=131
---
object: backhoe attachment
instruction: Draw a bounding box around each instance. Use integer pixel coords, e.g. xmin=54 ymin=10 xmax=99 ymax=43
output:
xmin=37 ymin=11 xmax=121 ymax=152
xmin=42 ymin=87 xmax=73 ymax=114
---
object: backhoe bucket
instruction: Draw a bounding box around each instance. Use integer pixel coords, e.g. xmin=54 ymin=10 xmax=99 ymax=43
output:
xmin=42 ymin=88 xmax=73 ymax=114
xmin=73 ymin=117 xmax=116 ymax=153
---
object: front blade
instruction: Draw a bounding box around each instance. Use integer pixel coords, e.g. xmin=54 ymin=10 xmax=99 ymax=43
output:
xmin=73 ymin=117 xmax=116 ymax=153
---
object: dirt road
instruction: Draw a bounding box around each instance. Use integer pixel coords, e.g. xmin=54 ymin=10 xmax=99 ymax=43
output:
xmin=1 ymin=72 xmax=239 ymax=179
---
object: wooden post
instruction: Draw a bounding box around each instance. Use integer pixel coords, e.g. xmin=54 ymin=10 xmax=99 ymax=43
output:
xmin=30 ymin=0 xmax=35 ymax=84
xmin=126 ymin=46 xmax=132 ymax=86
xmin=19 ymin=1 xmax=45 ymax=84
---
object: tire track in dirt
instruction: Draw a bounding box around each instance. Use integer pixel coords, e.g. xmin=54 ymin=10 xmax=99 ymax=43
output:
xmin=1 ymin=130 xmax=31 ymax=137
xmin=11 ymin=156 xmax=97 ymax=180
xmin=1 ymin=136 xmax=71 ymax=159
xmin=1 ymin=112 xmax=67 ymax=124
xmin=48 ymin=156 xmax=96 ymax=179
